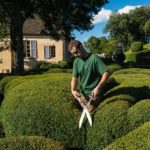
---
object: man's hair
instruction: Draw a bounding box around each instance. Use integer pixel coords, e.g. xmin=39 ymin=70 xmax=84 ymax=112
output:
xmin=68 ymin=40 xmax=82 ymax=52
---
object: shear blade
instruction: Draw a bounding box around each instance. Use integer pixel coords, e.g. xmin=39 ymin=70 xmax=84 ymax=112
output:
xmin=79 ymin=110 xmax=86 ymax=128
xmin=85 ymin=109 xmax=92 ymax=127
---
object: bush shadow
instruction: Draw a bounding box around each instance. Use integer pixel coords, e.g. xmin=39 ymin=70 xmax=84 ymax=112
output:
xmin=104 ymin=86 xmax=150 ymax=105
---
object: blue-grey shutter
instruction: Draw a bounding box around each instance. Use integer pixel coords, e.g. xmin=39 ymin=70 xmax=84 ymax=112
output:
xmin=31 ymin=41 xmax=37 ymax=58
xmin=44 ymin=46 xmax=51 ymax=58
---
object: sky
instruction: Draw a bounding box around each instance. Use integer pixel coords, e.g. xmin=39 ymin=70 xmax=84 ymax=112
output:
xmin=73 ymin=0 xmax=150 ymax=43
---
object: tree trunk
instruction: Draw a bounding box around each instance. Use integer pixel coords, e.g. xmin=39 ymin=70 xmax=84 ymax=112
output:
xmin=10 ymin=16 xmax=24 ymax=74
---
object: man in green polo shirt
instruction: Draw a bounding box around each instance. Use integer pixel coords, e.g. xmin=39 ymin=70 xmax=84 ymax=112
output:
xmin=68 ymin=40 xmax=109 ymax=112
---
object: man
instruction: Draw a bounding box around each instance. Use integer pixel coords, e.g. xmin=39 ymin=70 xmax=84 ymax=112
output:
xmin=68 ymin=40 xmax=109 ymax=112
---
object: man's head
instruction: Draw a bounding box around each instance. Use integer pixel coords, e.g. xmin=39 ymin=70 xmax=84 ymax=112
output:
xmin=68 ymin=40 xmax=84 ymax=58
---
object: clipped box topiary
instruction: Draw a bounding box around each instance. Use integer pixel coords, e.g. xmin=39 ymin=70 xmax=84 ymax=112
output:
xmin=104 ymin=122 xmax=150 ymax=150
xmin=0 ymin=136 xmax=64 ymax=150
xmin=0 ymin=74 xmax=85 ymax=149
xmin=85 ymin=100 xmax=130 ymax=150
xmin=130 ymin=41 xmax=143 ymax=52
xmin=128 ymin=99 xmax=150 ymax=130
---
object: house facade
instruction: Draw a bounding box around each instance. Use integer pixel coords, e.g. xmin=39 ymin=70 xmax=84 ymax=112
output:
xmin=0 ymin=18 xmax=69 ymax=73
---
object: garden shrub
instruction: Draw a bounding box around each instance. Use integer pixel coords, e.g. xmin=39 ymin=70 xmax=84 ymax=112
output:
xmin=0 ymin=122 xmax=5 ymax=138
xmin=57 ymin=60 xmax=68 ymax=69
xmin=1 ymin=74 xmax=85 ymax=149
xmin=0 ymin=68 xmax=150 ymax=149
xmin=39 ymin=62 xmax=60 ymax=69
xmin=108 ymin=64 xmax=122 ymax=74
xmin=125 ymin=50 xmax=137 ymax=64
xmin=0 ymin=76 xmax=17 ymax=95
xmin=128 ymin=99 xmax=150 ymax=130
xmin=111 ymin=68 xmax=150 ymax=84
xmin=104 ymin=122 xmax=150 ymax=150
xmin=0 ymin=136 xmax=64 ymax=150
xmin=45 ymin=68 xmax=72 ymax=74
xmin=130 ymin=41 xmax=143 ymax=52
xmin=125 ymin=45 xmax=150 ymax=67
xmin=86 ymin=100 xmax=130 ymax=150
xmin=136 ymin=50 xmax=150 ymax=67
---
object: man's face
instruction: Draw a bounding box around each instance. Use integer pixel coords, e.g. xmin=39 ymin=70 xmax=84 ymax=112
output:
xmin=70 ymin=45 xmax=83 ymax=58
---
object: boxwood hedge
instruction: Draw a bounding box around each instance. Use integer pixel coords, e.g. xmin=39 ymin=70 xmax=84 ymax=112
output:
xmin=0 ymin=73 xmax=85 ymax=149
xmin=128 ymin=99 xmax=150 ymax=130
xmin=104 ymin=122 xmax=150 ymax=150
xmin=0 ymin=136 xmax=64 ymax=150
xmin=0 ymin=68 xmax=150 ymax=149
xmin=85 ymin=100 xmax=130 ymax=150
xmin=85 ymin=68 xmax=150 ymax=149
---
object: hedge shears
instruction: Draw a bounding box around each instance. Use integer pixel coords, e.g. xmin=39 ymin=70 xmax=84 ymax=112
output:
xmin=75 ymin=96 xmax=93 ymax=128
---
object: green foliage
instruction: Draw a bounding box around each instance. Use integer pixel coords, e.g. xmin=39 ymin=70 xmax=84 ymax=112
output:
xmin=128 ymin=99 xmax=150 ymax=130
xmin=0 ymin=68 xmax=150 ymax=149
xmin=85 ymin=68 xmax=150 ymax=149
xmin=144 ymin=20 xmax=150 ymax=43
xmin=0 ymin=76 xmax=17 ymax=94
xmin=86 ymin=100 xmax=130 ymax=150
xmin=0 ymin=136 xmax=64 ymax=150
xmin=0 ymin=122 xmax=5 ymax=138
xmin=130 ymin=41 xmax=143 ymax=52
xmin=39 ymin=61 xmax=70 ymax=70
xmin=0 ymin=74 xmax=85 ymax=149
xmin=108 ymin=64 xmax=122 ymax=74
xmin=125 ymin=50 xmax=136 ymax=64
xmin=0 ymin=1 xmax=108 ymax=73
xmin=84 ymin=36 xmax=119 ymax=55
xmin=84 ymin=36 xmax=101 ymax=53
xmin=125 ymin=44 xmax=150 ymax=67
xmin=104 ymin=122 xmax=150 ymax=150
xmin=105 ymin=6 xmax=150 ymax=49
xmin=45 ymin=68 xmax=72 ymax=74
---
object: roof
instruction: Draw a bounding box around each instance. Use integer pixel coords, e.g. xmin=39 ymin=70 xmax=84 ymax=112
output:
xmin=23 ymin=17 xmax=45 ymax=36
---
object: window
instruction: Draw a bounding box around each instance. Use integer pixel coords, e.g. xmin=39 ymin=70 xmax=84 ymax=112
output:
xmin=24 ymin=40 xmax=37 ymax=58
xmin=51 ymin=46 xmax=56 ymax=57
xmin=44 ymin=46 xmax=56 ymax=59
xmin=44 ymin=46 xmax=51 ymax=59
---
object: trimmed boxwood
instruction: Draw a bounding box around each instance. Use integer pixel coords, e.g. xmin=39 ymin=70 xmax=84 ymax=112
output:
xmin=128 ymin=99 xmax=150 ymax=130
xmin=0 ymin=68 xmax=150 ymax=149
xmin=0 ymin=73 xmax=85 ymax=149
xmin=125 ymin=48 xmax=150 ymax=67
xmin=108 ymin=64 xmax=122 ymax=74
xmin=85 ymin=100 xmax=130 ymax=150
xmin=104 ymin=122 xmax=150 ymax=150
xmin=130 ymin=41 xmax=143 ymax=52
xmin=0 ymin=136 xmax=64 ymax=150
xmin=45 ymin=68 xmax=72 ymax=74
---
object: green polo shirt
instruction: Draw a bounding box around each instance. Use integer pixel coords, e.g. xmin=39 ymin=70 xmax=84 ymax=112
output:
xmin=72 ymin=53 xmax=109 ymax=96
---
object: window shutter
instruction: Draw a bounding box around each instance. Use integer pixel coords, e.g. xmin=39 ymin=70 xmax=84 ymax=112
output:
xmin=44 ymin=46 xmax=51 ymax=59
xmin=31 ymin=41 xmax=37 ymax=58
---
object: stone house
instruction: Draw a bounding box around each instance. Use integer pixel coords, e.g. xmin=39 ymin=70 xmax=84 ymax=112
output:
xmin=0 ymin=18 xmax=69 ymax=73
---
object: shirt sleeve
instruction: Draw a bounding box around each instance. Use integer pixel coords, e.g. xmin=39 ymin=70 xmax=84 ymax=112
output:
xmin=72 ymin=59 xmax=79 ymax=77
xmin=95 ymin=55 xmax=109 ymax=75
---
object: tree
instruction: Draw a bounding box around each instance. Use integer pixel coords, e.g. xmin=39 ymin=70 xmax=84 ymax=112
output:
xmin=144 ymin=20 xmax=150 ymax=43
xmin=0 ymin=0 xmax=108 ymax=74
xmin=104 ymin=6 xmax=150 ymax=51
xmin=84 ymin=36 xmax=101 ymax=53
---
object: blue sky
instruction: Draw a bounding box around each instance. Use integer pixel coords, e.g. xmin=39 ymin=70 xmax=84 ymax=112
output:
xmin=73 ymin=0 xmax=150 ymax=43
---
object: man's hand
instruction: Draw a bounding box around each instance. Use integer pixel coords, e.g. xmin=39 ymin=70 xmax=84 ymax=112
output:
xmin=92 ymin=86 xmax=100 ymax=98
xmin=72 ymin=90 xmax=80 ymax=99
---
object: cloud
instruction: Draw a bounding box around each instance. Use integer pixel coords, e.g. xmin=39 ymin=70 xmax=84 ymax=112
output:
xmin=92 ymin=8 xmax=112 ymax=25
xmin=91 ymin=5 xmax=142 ymax=25
xmin=117 ymin=5 xmax=142 ymax=14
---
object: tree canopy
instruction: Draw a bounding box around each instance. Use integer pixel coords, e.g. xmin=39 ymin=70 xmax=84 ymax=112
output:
xmin=0 ymin=0 xmax=108 ymax=73
xmin=104 ymin=6 xmax=150 ymax=50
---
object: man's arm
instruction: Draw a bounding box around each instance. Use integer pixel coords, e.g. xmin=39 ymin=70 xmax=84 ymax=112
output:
xmin=71 ymin=77 xmax=80 ymax=98
xmin=92 ymin=71 xmax=110 ymax=98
